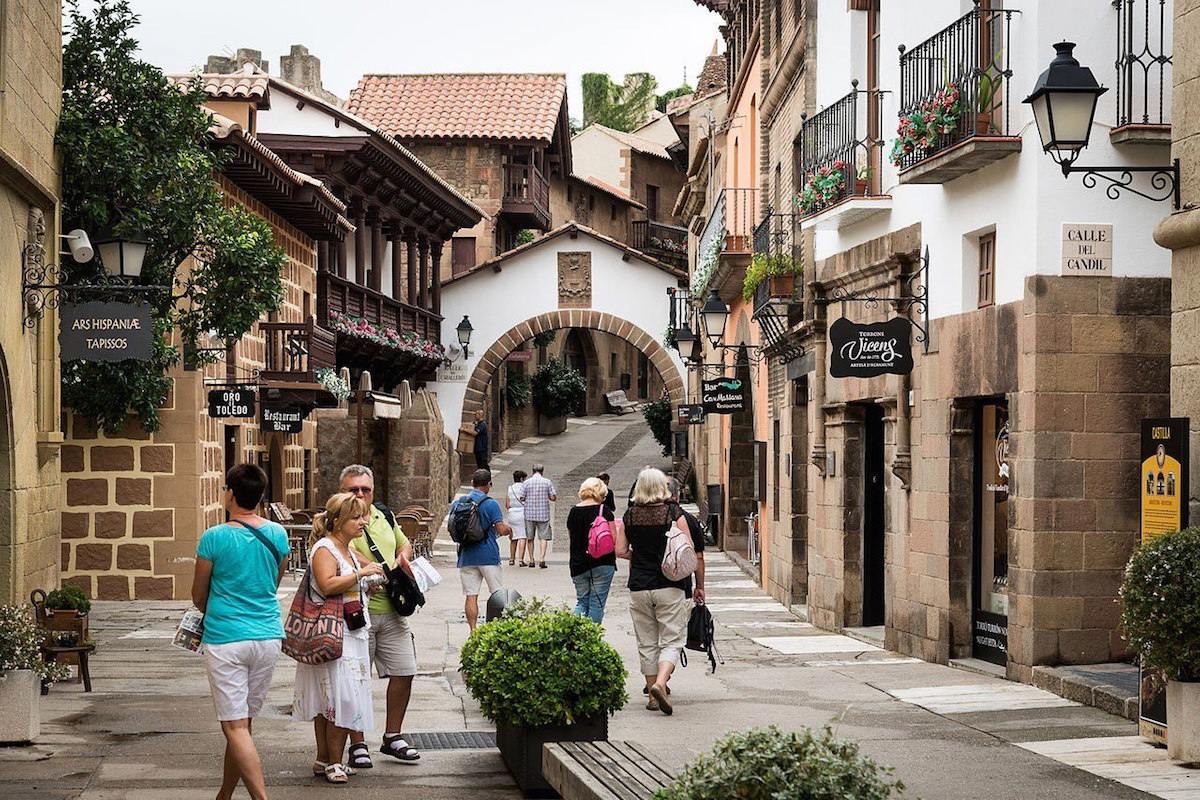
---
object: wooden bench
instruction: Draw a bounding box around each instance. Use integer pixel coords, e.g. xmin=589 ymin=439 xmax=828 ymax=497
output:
xmin=543 ymin=741 xmax=675 ymax=800
xmin=604 ymin=390 xmax=639 ymax=415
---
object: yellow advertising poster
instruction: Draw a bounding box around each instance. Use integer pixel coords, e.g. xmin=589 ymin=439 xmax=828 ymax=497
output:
xmin=1140 ymin=439 xmax=1183 ymax=543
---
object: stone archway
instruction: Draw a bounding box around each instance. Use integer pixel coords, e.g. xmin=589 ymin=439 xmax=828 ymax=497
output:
xmin=458 ymin=309 xmax=685 ymax=452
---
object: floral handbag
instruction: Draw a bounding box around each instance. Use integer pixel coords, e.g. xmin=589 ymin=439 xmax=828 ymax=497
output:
xmin=282 ymin=565 xmax=344 ymax=665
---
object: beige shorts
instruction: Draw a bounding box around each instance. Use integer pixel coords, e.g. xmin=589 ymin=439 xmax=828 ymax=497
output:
xmin=459 ymin=564 xmax=504 ymax=597
xmin=203 ymin=639 xmax=281 ymax=721
xmin=367 ymin=612 xmax=417 ymax=678
xmin=526 ymin=520 xmax=552 ymax=540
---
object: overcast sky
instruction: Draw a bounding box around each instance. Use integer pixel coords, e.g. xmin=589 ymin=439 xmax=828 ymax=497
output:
xmin=117 ymin=0 xmax=723 ymax=118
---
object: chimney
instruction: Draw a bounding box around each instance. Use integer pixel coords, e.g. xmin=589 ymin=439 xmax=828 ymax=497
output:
xmin=205 ymin=48 xmax=267 ymax=75
xmin=280 ymin=44 xmax=341 ymax=106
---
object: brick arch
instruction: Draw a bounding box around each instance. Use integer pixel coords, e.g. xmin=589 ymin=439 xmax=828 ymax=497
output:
xmin=458 ymin=309 xmax=685 ymax=451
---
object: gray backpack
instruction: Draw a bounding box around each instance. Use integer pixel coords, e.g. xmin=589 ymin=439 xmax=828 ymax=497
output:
xmin=449 ymin=497 xmax=488 ymax=546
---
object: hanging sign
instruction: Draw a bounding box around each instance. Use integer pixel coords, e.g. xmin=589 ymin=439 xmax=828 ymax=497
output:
xmin=59 ymin=301 xmax=154 ymax=362
xmin=207 ymin=387 xmax=257 ymax=419
xmin=829 ymin=317 xmax=914 ymax=378
xmin=1138 ymin=417 xmax=1190 ymax=746
xmin=261 ymin=404 xmax=306 ymax=434
xmin=701 ymin=377 xmax=746 ymax=414
xmin=677 ymin=403 xmax=706 ymax=425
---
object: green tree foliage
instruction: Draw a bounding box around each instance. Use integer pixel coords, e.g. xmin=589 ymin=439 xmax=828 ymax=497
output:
xmin=1120 ymin=527 xmax=1200 ymax=682
xmin=58 ymin=0 xmax=286 ymax=432
xmin=531 ymin=359 xmax=586 ymax=419
xmin=641 ymin=398 xmax=673 ymax=456
xmin=656 ymin=83 xmax=695 ymax=114
xmin=582 ymin=72 xmax=658 ymax=132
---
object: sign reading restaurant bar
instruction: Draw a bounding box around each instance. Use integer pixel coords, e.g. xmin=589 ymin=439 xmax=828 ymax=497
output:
xmin=261 ymin=404 xmax=305 ymax=434
xmin=828 ymin=317 xmax=914 ymax=378
xmin=1138 ymin=417 xmax=1190 ymax=745
xmin=701 ymin=378 xmax=746 ymax=414
xmin=207 ymin=387 xmax=256 ymax=419
xmin=59 ymin=301 xmax=154 ymax=362
xmin=1061 ymin=223 xmax=1113 ymax=276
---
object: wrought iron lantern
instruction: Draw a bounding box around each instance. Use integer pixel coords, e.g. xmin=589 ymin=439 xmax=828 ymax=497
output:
xmin=456 ymin=315 xmax=474 ymax=358
xmin=94 ymin=229 xmax=149 ymax=279
xmin=700 ymin=288 xmax=729 ymax=348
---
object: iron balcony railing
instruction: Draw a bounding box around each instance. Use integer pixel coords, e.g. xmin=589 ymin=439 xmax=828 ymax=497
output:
xmin=750 ymin=210 xmax=804 ymax=323
xmin=896 ymin=1 xmax=1018 ymax=171
xmin=798 ymin=83 xmax=885 ymax=215
xmin=1114 ymin=0 xmax=1172 ymax=128
xmin=631 ymin=219 xmax=689 ymax=269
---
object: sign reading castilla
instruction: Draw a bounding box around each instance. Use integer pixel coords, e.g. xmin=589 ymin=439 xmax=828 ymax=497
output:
xmin=59 ymin=301 xmax=154 ymax=362
xmin=701 ymin=378 xmax=746 ymax=414
xmin=261 ymin=404 xmax=306 ymax=434
xmin=828 ymin=317 xmax=914 ymax=378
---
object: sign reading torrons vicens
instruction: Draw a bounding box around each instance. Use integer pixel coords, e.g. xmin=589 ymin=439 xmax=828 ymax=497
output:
xmin=59 ymin=301 xmax=154 ymax=362
xmin=828 ymin=317 xmax=914 ymax=378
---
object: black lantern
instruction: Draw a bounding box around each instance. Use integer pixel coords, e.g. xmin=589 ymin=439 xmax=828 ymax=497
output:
xmin=1024 ymin=42 xmax=1107 ymax=172
xmin=94 ymin=230 xmax=149 ymax=279
xmin=700 ymin=288 xmax=729 ymax=348
xmin=675 ymin=324 xmax=703 ymax=364
xmin=456 ymin=315 xmax=474 ymax=357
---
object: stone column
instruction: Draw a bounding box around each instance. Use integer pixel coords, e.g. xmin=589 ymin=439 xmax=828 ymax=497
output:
xmin=406 ymin=233 xmax=419 ymax=306
xmin=431 ymin=240 xmax=444 ymax=315
xmin=369 ymin=210 xmax=383 ymax=292
xmin=353 ymin=204 xmax=367 ymax=285
xmin=390 ymin=229 xmax=404 ymax=300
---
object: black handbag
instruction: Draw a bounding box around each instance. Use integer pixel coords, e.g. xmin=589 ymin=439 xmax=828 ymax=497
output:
xmin=360 ymin=526 xmax=425 ymax=616
xmin=685 ymin=603 xmax=723 ymax=673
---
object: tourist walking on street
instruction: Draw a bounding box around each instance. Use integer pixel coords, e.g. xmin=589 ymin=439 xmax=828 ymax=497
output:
xmin=506 ymin=469 xmax=530 ymax=566
xmin=567 ymin=477 xmax=619 ymax=623
xmin=616 ymin=467 xmax=706 ymax=716
xmin=454 ymin=469 xmax=511 ymax=632
xmin=293 ymin=492 xmax=384 ymax=785
xmin=340 ymin=465 xmax=422 ymax=768
xmin=598 ymin=472 xmax=617 ymax=514
xmin=473 ymin=409 xmax=490 ymax=472
xmin=518 ymin=463 xmax=557 ymax=568
xmin=192 ymin=464 xmax=289 ymax=800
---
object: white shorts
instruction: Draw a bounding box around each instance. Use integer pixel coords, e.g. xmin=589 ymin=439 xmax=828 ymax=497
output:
xmin=368 ymin=612 xmax=417 ymax=678
xmin=459 ymin=564 xmax=504 ymax=597
xmin=203 ymin=639 xmax=281 ymax=722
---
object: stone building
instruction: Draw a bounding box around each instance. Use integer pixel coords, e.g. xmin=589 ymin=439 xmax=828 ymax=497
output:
xmin=0 ymin=0 xmax=63 ymax=605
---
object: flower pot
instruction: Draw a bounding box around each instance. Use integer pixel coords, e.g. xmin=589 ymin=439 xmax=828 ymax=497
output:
xmin=537 ymin=414 xmax=567 ymax=436
xmin=1166 ymin=680 xmax=1200 ymax=762
xmin=496 ymin=714 xmax=608 ymax=798
xmin=854 ymin=179 xmax=868 ymax=196
xmin=44 ymin=608 xmax=88 ymax=640
xmin=0 ymin=670 xmax=40 ymax=743
xmin=768 ymin=274 xmax=795 ymax=298
xmin=975 ymin=112 xmax=992 ymax=135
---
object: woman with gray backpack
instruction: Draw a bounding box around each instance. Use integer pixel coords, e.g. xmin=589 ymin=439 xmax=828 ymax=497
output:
xmin=615 ymin=467 xmax=705 ymax=716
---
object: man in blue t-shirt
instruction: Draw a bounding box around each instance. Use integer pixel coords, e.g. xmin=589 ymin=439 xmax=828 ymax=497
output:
xmin=456 ymin=468 xmax=511 ymax=632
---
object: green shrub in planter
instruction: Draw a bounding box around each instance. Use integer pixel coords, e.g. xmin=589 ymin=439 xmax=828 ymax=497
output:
xmin=460 ymin=606 xmax=628 ymax=727
xmin=1120 ymin=526 xmax=1200 ymax=682
xmin=45 ymin=585 xmax=92 ymax=616
xmin=531 ymin=359 xmax=587 ymax=421
xmin=0 ymin=605 xmax=67 ymax=682
xmin=654 ymin=726 xmax=903 ymax=800
xmin=642 ymin=398 xmax=673 ymax=456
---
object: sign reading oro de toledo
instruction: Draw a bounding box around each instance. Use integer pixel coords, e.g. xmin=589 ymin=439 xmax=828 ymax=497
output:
xmin=59 ymin=301 xmax=154 ymax=362
xmin=1061 ymin=223 xmax=1113 ymax=276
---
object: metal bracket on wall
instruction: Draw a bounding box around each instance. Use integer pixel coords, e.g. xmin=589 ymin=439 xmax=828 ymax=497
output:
xmin=814 ymin=245 xmax=930 ymax=353
xmin=22 ymin=241 xmax=167 ymax=329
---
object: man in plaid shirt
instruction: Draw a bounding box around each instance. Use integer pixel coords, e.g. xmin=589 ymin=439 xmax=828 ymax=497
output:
xmin=517 ymin=464 xmax=557 ymax=568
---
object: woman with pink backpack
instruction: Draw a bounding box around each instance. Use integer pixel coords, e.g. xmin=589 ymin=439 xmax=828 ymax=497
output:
xmin=566 ymin=477 xmax=619 ymax=623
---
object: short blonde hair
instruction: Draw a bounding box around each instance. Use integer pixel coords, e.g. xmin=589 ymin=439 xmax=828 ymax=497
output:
xmin=310 ymin=491 xmax=370 ymax=547
xmin=578 ymin=476 xmax=609 ymax=503
xmin=631 ymin=467 xmax=671 ymax=506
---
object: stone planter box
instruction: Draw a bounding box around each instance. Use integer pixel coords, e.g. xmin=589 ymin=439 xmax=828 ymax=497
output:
xmin=538 ymin=414 xmax=567 ymax=436
xmin=1167 ymin=680 xmax=1200 ymax=762
xmin=0 ymin=670 xmax=40 ymax=743
xmin=496 ymin=714 xmax=608 ymax=797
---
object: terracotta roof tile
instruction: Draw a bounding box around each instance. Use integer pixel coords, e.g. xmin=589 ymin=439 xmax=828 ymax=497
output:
xmin=571 ymin=174 xmax=644 ymax=208
xmin=167 ymin=72 xmax=271 ymax=108
xmin=590 ymin=124 xmax=674 ymax=161
xmin=346 ymin=73 xmax=567 ymax=142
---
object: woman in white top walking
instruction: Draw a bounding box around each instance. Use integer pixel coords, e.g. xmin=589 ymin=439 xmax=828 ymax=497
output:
xmin=293 ymin=492 xmax=384 ymax=785
xmin=506 ymin=469 xmax=530 ymax=566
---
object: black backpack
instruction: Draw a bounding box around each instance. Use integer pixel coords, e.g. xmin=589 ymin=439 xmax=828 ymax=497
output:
xmin=685 ymin=604 xmax=723 ymax=673
xmin=449 ymin=497 xmax=488 ymax=546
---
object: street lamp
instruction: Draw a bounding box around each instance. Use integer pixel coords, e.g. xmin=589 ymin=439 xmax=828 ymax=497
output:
xmin=94 ymin=229 xmax=149 ymax=279
xmin=700 ymin=288 xmax=729 ymax=348
xmin=674 ymin=324 xmax=703 ymax=364
xmin=1025 ymin=41 xmax=1180 ymax=207
xmin=456 ymin=315 xmax=474 ymax=358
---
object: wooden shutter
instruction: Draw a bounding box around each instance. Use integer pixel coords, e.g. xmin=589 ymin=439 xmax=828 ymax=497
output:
xmin=978 ymin=232 xmax=995 ymax=308
xmin=451 ymin=237 xmax=476 ymax=276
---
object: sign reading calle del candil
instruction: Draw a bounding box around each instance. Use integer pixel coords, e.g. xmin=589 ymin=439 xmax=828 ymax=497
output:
xmin=828 ymin=317 xmax=914 ymax=378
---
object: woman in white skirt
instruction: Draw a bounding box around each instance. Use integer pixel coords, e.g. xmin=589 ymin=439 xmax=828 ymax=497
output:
xmin=293 ymin=492 xmax=384 ymax=785
xmin=506 ymin=469 xmax=530 ymax=566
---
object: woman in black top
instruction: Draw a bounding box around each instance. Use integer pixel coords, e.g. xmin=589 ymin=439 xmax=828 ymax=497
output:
xmin=567 ymin=477 xmax=618 ymax=624
xmin=616 ymin=468 xmax=705 ymax=716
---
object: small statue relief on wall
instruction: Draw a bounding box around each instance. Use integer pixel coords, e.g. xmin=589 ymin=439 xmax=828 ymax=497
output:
xmin=558 ymin=251 xmax=592 ymax=308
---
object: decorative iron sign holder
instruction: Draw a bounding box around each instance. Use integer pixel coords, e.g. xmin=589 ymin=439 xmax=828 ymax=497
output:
xmin=815 ymin=246 xmax=931 ymax=353
xmin=22 ymin=241 xmax=165 ymax=329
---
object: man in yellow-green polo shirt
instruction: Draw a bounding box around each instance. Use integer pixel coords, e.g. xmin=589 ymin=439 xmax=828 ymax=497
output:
xmin=340 ymin=464 xmax=421 ymax=769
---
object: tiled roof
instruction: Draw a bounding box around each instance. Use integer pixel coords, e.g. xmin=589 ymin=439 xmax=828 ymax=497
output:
xmin=571 ymin=174 xmax=644 ymax=209
xmin=347 ymin=73 xmax=568 ymax=142
xmin=167 ymin=72 xmax=271 ymax=108
xmin=590 ymin=124 xmax=673 ymax=161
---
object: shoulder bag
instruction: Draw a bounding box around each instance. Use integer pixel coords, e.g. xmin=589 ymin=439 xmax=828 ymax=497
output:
xmin=360 ymin=526 xmax=426 ymax=617
xmin=282 ymin=545 xmax=345 ymax=664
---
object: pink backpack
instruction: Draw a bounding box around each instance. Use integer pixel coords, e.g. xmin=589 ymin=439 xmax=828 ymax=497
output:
xmin=587 ymin=506 xmax=615 ymax=559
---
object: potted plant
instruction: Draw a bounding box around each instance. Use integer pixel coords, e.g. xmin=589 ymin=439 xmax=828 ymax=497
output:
xmin=1121 ymin=527 xmax=1200 ymax=762
xmin=743 ymin=252 xmax=802 ymax=302
xmin=460 ymin=602 xmax=628 ymax=796
xmin=0 ymin=605 xmax=68 ymax=743
xmin=855 ymin=162 xmax=871 ymax=196
xmin=39 ymin=586 xmax=92 ymax=643
xmin=654 ymin=725 xmax=904 ymax=799
xmin=531 ymin=359 xmax=586 ymax=435
xmin=797 ymin=160 xmax=848 ymax=216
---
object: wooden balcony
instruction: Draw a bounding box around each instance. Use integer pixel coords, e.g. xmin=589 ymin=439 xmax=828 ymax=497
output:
xmin=259 ymin=319 xmax=337 ymax=384
xmin=631 ymin=219 xmax=688 ymax=270
xmin=501 ymin=163 xmax=552 ymax=231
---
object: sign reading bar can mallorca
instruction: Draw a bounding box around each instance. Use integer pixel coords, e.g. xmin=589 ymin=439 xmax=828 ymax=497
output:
xmin=1061 ymin=223 xmax=1113 ymax=276
xmin=261 ymin=404 xmax=305 ymax=434
xmin=59 ymin=301 xmax=154 ymax=362
xmin=1138 ymin=417 xmax=1190 ymax=746
xmin=701 ymin=378 xmax=746 ymax=414
xmin=207 ymin=387 xmax=256 ymax=419
xmin=828 ymin=317 xmax=914 ymax=378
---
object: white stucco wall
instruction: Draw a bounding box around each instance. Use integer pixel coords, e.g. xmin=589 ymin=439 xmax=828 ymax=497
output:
xmin=428 ymin=230 xmax=687 ymax=439
xmin=572 ymin=127 xmax=628 ymax=190
xmin=809 ymin=0 xmax=1173 ymax=321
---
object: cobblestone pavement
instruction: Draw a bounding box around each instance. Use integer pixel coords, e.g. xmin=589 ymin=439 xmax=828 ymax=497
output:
xmin=6 ymin=416 xmax=1195 ymax=799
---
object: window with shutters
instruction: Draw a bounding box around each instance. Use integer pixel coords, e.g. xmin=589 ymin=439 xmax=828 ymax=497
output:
xmin=452 ymin=237 xmax=476 ymax=276
xmin=645 ymin=184 xmax=659 ymax=221
xmin=978 ymin=232 xmax=995 ymax=308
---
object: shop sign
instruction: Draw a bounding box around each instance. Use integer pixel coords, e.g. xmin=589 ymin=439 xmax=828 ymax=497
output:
xmin=207 ymin=387 xmax=256 ymax=419
xmin=701 ymin=377 xmax=746 ymax=414
xmin=1061 ymin=223 xmax=1113 ymax=276
xmin=972 ymin=609 xmax=1008 ymax=667
xmin=506 ymin=350 xmax=533 ymax=362
xmin=261 ymin=404 xmax=305 ymax=434
xmin=1138 ymin=417 xmax=1190 ymax=745
xmin=677 ymin=403 xmax=706 ymax=425
xmin=828 ymin=317 xmax=914 ymax=378
xmin=59 ymin=301 xmax=154 ymax=362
